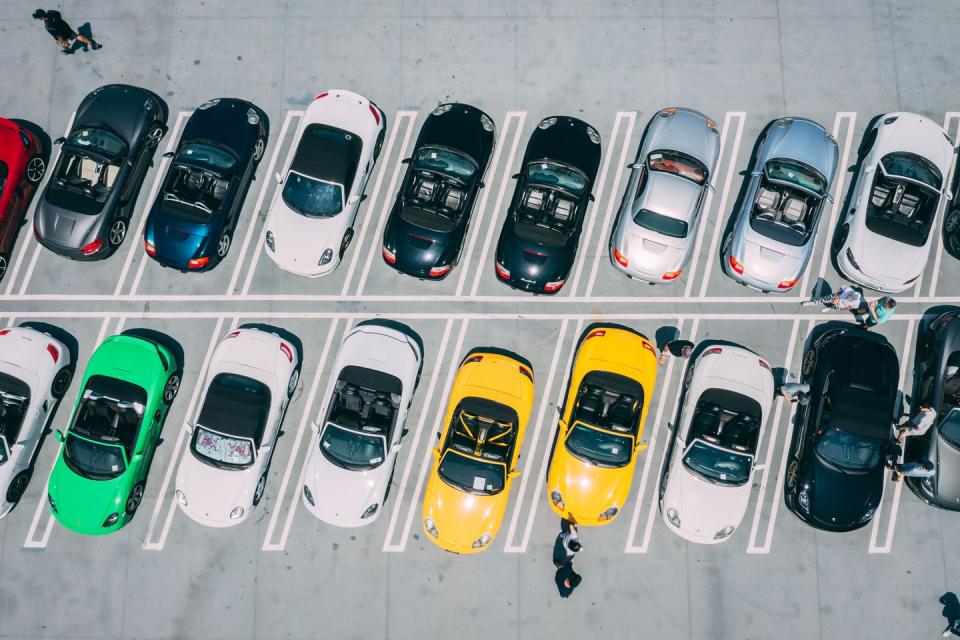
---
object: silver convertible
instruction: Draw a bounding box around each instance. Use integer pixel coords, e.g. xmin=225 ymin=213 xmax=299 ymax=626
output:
xmin=721 ymin=118 xmax=838 ymax=293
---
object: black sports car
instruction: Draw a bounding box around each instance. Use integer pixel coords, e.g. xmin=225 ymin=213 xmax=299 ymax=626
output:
xmin=381 ymin=103 xmax=495 ymax=279
xmin=944 ymin=204 xmax=960 ymax=261
xmin=35 ymin=84 xmax=168 ymax=259
xmin=494 ymin=116 xmax=602 ymax=294
xmin=784 ymin=325 xmax=900 ymax=531
xmin=906 ymin=309 xmax=960 ymax=509
xmin=143 ymin=98 xmax=269 ymax=271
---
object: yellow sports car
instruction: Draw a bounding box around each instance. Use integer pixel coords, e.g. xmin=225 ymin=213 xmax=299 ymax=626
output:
xmin=422 ymin=350 xmax=535 ymax=553
xmin=546 ymin=326 xmax=658 ymax=525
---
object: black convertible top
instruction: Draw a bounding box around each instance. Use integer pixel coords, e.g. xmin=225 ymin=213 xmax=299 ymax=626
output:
xmin=399 ymin=206 xmax=457 ymax=233
xmin=581 ymin=370 xmax=643 ymax=398
xmin=290 ymin=123 xmax=362 ymax=191
xmin=86 ymin=374 xmax=147 ymax=405
xmin=699 ymin=387 xmax=761 ymax=418
xmin=338 ymin=365 xmax=402 ymax=396
xmin=458 ymin=396 xmax=518 ymax=425
xmin=828 ymin=385 xmax=892 ymax=439
xmin=197 ymin=373 xmax=271 ymax=445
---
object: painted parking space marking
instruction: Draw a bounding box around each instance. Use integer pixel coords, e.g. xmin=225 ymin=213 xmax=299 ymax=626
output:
xmin=925 ymin=112 xmax=960 ymax=298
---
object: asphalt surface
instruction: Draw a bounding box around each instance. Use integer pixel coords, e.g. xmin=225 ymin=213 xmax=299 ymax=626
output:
xmin=1 ymin=1 xmax=959 ymax=639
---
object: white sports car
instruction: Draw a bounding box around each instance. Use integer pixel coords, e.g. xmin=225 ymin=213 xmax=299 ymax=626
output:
xmin=175 ymin=327 xmax=300 ymax=527
xmin=659 ymin=345 xmax=773 ymax=544
xmin=264 ymin=89 xmax=386 ymax=277
xmin=0 ymin=326 xmax=72 ymax=517
xmin=835 ymin=112 xmax=955 ymax=292
xmin=301 ymin=322 xmax=421 ymax=527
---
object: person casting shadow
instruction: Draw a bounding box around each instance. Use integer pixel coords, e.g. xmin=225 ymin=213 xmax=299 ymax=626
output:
xmin=941 ymin=592 xmax=960 ymax=637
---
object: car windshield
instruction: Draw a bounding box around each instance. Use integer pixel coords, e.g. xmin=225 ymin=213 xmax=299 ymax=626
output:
xmin=319 ymin=423 xmax=386 ymax=471
xmin=438 ymin=449 xmax=504 ymax=495
xmin=766 ymin=159 xmax=826 ymax=196
xmin=881 ymin=153 xmax=942 ymax=191
xmin=815 ymin=427 xmax=885 ymax=471
xmin=282 ymin=171 xmax=343 ymax=217
xmin=191 ymin=426 xmax=255 ymax=468
xmin=70 ymin=376 xmax=146 ymax=462
xmin=65 ymin=127 xmax=127 ymax=159
xmin=414 ymin=147 xmax=477 ymax=181
xmin=63 ymin=434 xmax=126 ymax=480
xmin=633 ymin=208 xmax=689 ymax=238
xmin=648 ymin=150 xmax=708 ymax=185
xmin=682 ymin=440 xmax=752 ymax=485
xmin=939 ymin=409 xmax=960 ymax=449
xmin=176 ymin=142 xmax=236 ymax=172
xmin=526 ymin=161 xmax=587 ymax=196
xmin=565 ymin=422 xmax=633 ymax=468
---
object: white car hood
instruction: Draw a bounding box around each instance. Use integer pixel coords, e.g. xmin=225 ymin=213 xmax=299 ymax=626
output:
xmin=664 ymin=457 xmax=750 ymax=539
xmin=267 ymin=201 xmax=343 ymax=268
xmin=303 ymin=446 xmax=384 ymax=524
xmin=177 ymin=450 xmax=253 ymax=521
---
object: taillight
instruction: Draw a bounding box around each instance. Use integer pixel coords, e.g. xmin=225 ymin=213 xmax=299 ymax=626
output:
xmin=464 ymin=355 xmax=483 ymax=365
xmin=144 ymin=240 xmax=156 ymax=256
xmin=495 ymin=261 xmax=510 ymax=279
xmin=641 ymin=341 xmax=656 ymax=355
xmin=226 ymin=330 xmax=240 ymax=339
xmin=613 ymin=248 xmax=628 ymax=267
xmin=368 ymin=104 xmax=381 ymax=125
xmin=703 ymin=347 xmax=723 ymax=357
xmin=188 ymin=256 xmax=209 ymax=269
xmin=586 ymin=329 xmax=605 ymax=340
xmin=81 ymin=238 xmax=103 ymax=255
xmin=315 ymin=92 xmax=328 ymax=100
xmin=728 ymin=255 xmax=744 ymax=275
xmin=759 ymin=358 xmax=771 ymax=371
xmin=0 ymin=329 xmax=11 ymax=336
xmin=518 ymin=365 xmax=534 ymax=382
xmin=46 ymin=343 xmax=60 ymax=363
xmin=777 ymin=279 xmax=797 ymax=290
xmin=662 ymin=270 xmax=682 ymax=280
xmin=429 ymin=265 xmax=451 ymax=277
xmin=34 ymin=227 xmax=41 ymax=241
xmin=382 ymin=246 xmax=396 ymax=264
xmin=543 ymin=279 xmax=565 ymax=293
xmin=279 ymin=342 xmax=294 ymax=363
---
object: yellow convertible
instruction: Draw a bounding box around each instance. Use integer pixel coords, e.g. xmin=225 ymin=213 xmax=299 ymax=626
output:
xmin=422 ymin=350 xmax=535 ymax=553
xmin=546 ymin=326 xmax=658 ymax=525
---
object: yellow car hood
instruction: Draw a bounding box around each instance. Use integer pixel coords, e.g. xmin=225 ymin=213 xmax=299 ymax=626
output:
xmin=422 ymin=471 xmax=506 ymax=551
xmin=549 ymin=447 xmax=636 ymax=522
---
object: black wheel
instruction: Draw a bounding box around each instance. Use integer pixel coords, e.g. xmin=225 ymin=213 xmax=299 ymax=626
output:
xmin=287 ymin=368 xmax=300 ymax=398
xmin=145 ymin=126 xmax=164 ymax=149
xmin=0 ymin=253 xmax=8 ymax=283
xmin=917 ymin=331 xmax=935 ymax=363
xmin=802 ymin=349 xmax=816 ymax=377
xmin=216 ymin=232 xmax=231 ymax=259
xmin=786 ymin=460 xmax=799 ymax=489
xmin=26 ymin=156 xmax=46 ymax=184
xmin=832 ymin=223 xmax=849 ymax=254
xmin=51 ymin=366 xmax=72 ymax=399
xmin=339 ymin=229 xmax=354 ymax=259
xmin=108 ymin=219 xmax=127 ymax=248
xmin=659 ymin=471 xmax=669 ymax=500
xmin=125 ymin=482 xmax=145 ymax=514
xmin=162 ymin=374 xmax=180 ymax=405
xmin=721 ymin=234 xmax=731 ymax=256
xmin=373 ymin=128 xmax=385 ymax=161
xmin=945 ymin=209 xmax=960 ymax=234
xmin=6 ymin=470 xmax=31 ymax=504
xmin=253 ymin=473 xmax=267 ymax=506
xmin=684 ymin=364 xmax=695 ymax=388
xmin=252 ymin=138 xmax=265 ymax=162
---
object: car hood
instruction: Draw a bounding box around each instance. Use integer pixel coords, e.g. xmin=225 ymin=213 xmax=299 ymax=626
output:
xmin=267 ymin=202 xmax=343 ymax=264
xmin=422 ymin=471 xmax=505 ymax=548
xmin=48 ymin=458 xmax=126 ymax=530
xmin=645 ymin=111 xmax=717 ymax=169
xmin=662 ymin=458 xmax=749 ymax=538
xmin=549 ymin=447 xmax=633 ymax=521
xmin=807 ymin=457 xmax=882 ymax=526
xmin=302 ymin=447 xmax=385 ymax=524
xmin=417 ymin=104 xmax=494 ymax=168
xmin=176 ymin=451 xmax=253 ymax=521
xmin=35 ymin=202 xmax=102 ymax=250
xmin=78 ymin=84 xmax=161 ymax=145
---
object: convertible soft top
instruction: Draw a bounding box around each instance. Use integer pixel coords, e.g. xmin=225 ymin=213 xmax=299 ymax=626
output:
xmin=290 ymin=123 xmax=361 ymax=191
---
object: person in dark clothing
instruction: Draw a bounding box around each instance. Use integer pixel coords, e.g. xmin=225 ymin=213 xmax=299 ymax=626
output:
xmin=554 ymin=563 xmax=582 ymax=598
xmin=33 ymin=9 xmax=101 ymax=54
xmin=941 ymin=592 xmax=960 ymax=637
xmin=659 ymin=339 xmax=694 ymax=366
xmin=552 ymin=521 xmax=581 ymax=568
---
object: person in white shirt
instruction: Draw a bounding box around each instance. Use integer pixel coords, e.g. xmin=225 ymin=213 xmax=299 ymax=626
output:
xmin=896 ymin=405 xmax=937 ymax=444
xmin=801 ymin=285 xmax=863 ymax=313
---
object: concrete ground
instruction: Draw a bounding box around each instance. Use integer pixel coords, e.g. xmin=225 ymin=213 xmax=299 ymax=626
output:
xmin=1 ymin=0 xmax=959 ymax=638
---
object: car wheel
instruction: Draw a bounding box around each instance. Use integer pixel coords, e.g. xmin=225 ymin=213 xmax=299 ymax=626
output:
xmin=684 ymin=364 xmax=695 ymax=389
xmin=216 ymin=232 xmax=231 ymax=259
xmin=373 ymin=129 xmax=385 ymax=161
xmin=287 ymin=368 xmax=300 ymax=398
xmin=145 ymin=126 xmax=164 ymax=149
xmin=108 ymin=219 xmax=127 ymax=248
xmin=162 ymin=374 xmax=181 ymax=405
xmin=339 ymin=229 xmax=354 ymax=259
xmin=51 ymin=366 xmax=73 ymax=399
xmin=5 ymin=470 xmax=32 ymax=504
xmin=0 ymin=253 xmax=8 ymax=283
xmin=946 ymin=209 xmax=960 ymax=234
xmin=253 ymin=138 xmax=265 ymax=162
xmin=786 ymin=460 xmax=799 ymax=489
xmin=832 ymin=223 xmax=849 ymax=255
xmin=253 ymin=473 xmax=267 ymax=506
xmin=917 ymin=331 xmax=935 ymax=362
xmin=721 ymin=234 xmax=731 ymax=257
xmin=659 ymin=471 xmax=669 ymax=500
xmin=125 ymin=482 xmax=145 ymax=515
xmin=801 ymin=349 xmax=816 ymax=377
xmin=26 ymin=156 xmax=46 ymax=184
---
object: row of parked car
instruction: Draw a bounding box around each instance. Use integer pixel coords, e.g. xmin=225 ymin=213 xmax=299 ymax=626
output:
xmin=1 ymin=309 xmax=957 ymax=547
xmin=2 ymin=84 xmax=958 ymax=291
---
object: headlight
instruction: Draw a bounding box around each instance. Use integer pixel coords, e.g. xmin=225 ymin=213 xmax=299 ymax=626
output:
xmin=318 ymin=249 xmax=333 ymax=266
xmin=361 ymin=503 xmax=379 ymax=519
xmin=230 ymin=506 xmax=245 ymax=519
xmin=246 ymin=107 xmax=260 ymax=125
xmin=798 ymin=487 xmax=810 ymax=513
xmin=198 ymin=98 xmax=221 ymax=110
xmin=666 ymin=507 xmax=681 ymax=528
xmin=480 ymin=113 xmax=495 ymax=133
xmin=586 ymin=126 xmax=601 ymax=145
xmin=265 ymin=230 xmax=275 ymax=252
xmin=714 ymin=525 xmax=736 ymax=540
xmin=550 ymin=490 xmax=564 ymax=510
xmin=598 ymin=505 xmax=619 ymax=521
xmin=845 ymin=248 xmax=860 ymax=271
xmin=175 ymin=489 xmax=187 ymax=507
xmin=302 ymin=485 xmax=315 ymax=506
xmin=472 ymin=533 xmax=492 ymax=549
xmin=432 ymin=104 xmax=452 ymax=116
xmin=858 ymin=506 xmax=876 ymax=523
xmin=47 ymin=493 xmax=58 ymax=514
xmin=424 ymin=517 xmax=438 ymax=537
xmin=103 ymin=512 xmax=119 ymax=527
xmin=538 ymin=117 xmax=558 ymax=130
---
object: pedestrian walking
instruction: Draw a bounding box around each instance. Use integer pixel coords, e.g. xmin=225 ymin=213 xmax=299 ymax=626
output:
xmin=554 ymin=562 xmax=582 ymax=598
xmin=659 ymin=338 xmax=694 ymax=366
xmin=941 ymin=592 xmax=960 ymax=637
xmin=857 ymin=296 xmax=896 ymax=329
xmin=889 ymin=458 xmax=935 ymax=482
xmin=33 ymin=9 xmax=101 ymax=54
xmin=778 ymin=381 xmax=811 ymax=406
xmin=801 ymin=285 xmax=863 ymax=313
xmin=552 ymin=520 xmax=582 ymax=567
xmin=895 ymin=405 xmax=937 ymax=445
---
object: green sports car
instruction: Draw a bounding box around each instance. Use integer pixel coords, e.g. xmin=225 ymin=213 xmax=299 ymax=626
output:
xmin=47 ymin=334 xmax=180 ymax=535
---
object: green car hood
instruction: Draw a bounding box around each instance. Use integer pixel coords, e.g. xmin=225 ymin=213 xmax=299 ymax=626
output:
xmin=48 ymin=453 xmax=127 ymax=534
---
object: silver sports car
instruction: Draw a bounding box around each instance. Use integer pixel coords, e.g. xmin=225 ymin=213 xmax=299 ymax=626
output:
xmin=722 ymin=118 xmax=838 ymax=292
xmin=608 ymin=108 xmax=721 ymax=284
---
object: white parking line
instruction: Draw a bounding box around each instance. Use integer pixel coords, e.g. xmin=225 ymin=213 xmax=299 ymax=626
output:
xmin=340 ymin=111 xmax=418 ymax=297
xmin=226 ymin=110 xmax=300 ymax=295
xmin=746 ymin=318 xmax=802 ymax=553
xmin=683 ymin=112 xmax=744 ymax=298
xmin=503 ymin=318 xmax=572 ymax=552
xmin=381 ymin=318 xmax=456 ymax=551
xmin=798 ymin=112 xmax=857 ymax=297
xmin=353 ymin=113 xmax=419 ymax=296
xmin=696 ymin=114 xmax=747 ymax=298
xmin=114 ymin=111 xmax=191 ymax=297
xmin=868 ymin=320 xmax=916 ymax=554
xmin=23 ymin=315 xmax=118 ymax=548
xmin=565 ymin=112 xmax=634 ymax=298
xmin=624 ymin=319 xmax=698 ymax=553
xmin=3 ymin=112 xmax=76 ymax=296
xmin=388 ymin=319 xmax=470 ymax=552
xmin=925 ymin=113 xmax=960 ymax=297
xmin=142 ymin=316 xmax=227 ymax=550
xmin=454 ymin=112 xmax=526 ymax=297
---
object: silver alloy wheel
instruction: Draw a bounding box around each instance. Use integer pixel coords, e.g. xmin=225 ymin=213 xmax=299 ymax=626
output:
xmin=26 ymin=156 xmax=46 ymax=183
xmin=217 ymin=233 xmax=231 ymax=258
xmin=287 ymin=368 xmax=300 ymax=397
xmin=163 ymin=374 xmax=181 ymax=404
xmin=109 ymin=220 xmax=127 ymax=246
xmin=946 ymin=209 xmax=960 ymax=234
xmin=52 ymin=367 xmax=72 ymax=398
xmin=146 ymin=127 xmax=164 ymax=148
xmin=0 ymin=255 xmax=7 ymax=282
xmin=786 ymin=461 xmax=799 ymax=488
xmin=126 ymin=483 xmax=144 ymax=513
xmin=253 ymin=475 xmax=266 ymax=505
xmin=6 ymin=471 xmax=31 ymax=503
xmin=253 ymin=139 xmax=265 ymax=161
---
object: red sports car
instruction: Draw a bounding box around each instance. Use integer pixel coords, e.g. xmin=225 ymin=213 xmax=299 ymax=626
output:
xmin=0 ymin=118 xmax=46 ymax=281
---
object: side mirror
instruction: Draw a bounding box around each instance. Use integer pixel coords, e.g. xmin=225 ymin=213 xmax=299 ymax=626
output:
xmin=755 ymin=463 xmax=766 ymax=471
xmin=311 ymin=420 xmax=320 ymax=435
xmin=508 ymin=469 xmax=521 ymax=479
xmin=707 ymin=183 xmax=716 ymax=193
xmin=390 ymin=443 xmax=401 ymax=454
xmin=825 ymin=193 xmax=834 ymax=205
xmin=54 ymin=430 xmax=64 ymax=443
xmin=864 ymin=166 xmax=875 ymax=175
xmin=750 ymin=170 xmax=762 ymax=177
xmin=627 ymin=162 xmax=642 ymax=170
xmin=946 ymin=189 xmax=955 ymax=201
xmin=260 ymin=443 xmax=272 ymax=453
xmin=162 ymin=151 xmax=175 ymax=158
xmin=557 ymin=419 xmax=568 ymax=432
xmin=401 ymin=157 xmax=411 ymax=165
xmin=184 ymin=421 xmax=193 ymax=434
xmin=54 ymin=137 xmax=65 ymax=145
xmin=635 ymin=443 xmax=648 ymax=453
xmin=134 ymin=450 xmax=144 ymax=457
xmin=432 ymin=447 xmax=441 ymax=460
xmin=347 ymin=195 xmax=360 ymax=206
xmin=275 ymin=171 xmax=284 ymax=185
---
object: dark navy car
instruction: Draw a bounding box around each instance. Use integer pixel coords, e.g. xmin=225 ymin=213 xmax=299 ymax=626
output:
xmin=493 ymin=116 xmax=601 ymax=294
xmin=143 ymin=98 xmax=268 ymax=271
xmin=381 ymin=103 xmax=495 ymax=279
xmin=784 ymin=325 xmax=899 ymax=531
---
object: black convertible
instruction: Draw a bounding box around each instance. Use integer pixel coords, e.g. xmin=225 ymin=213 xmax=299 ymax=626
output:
xmin=784 ymin=325 xmax=900 ymax=531
xmin=494 ymin=116 xmax=601 ymax=294
xmin=381 ymin=103 xmax=495 ymax=279
xmin=35 ymin=84 xmax=168 ymax=259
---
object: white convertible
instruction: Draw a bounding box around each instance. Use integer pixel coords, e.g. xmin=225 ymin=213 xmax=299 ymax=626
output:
xmin=0 ymin=326 xmax=72 ymax=517
xmin=264 ymin=89 xmax=386 ymax=277
xmin=301 ymin=322 xmax=421 ymax=527
xmin=659 ymin=345 xmax=773 ymax=544
xmin=175 ymin=327 xmax=300 ymax=527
